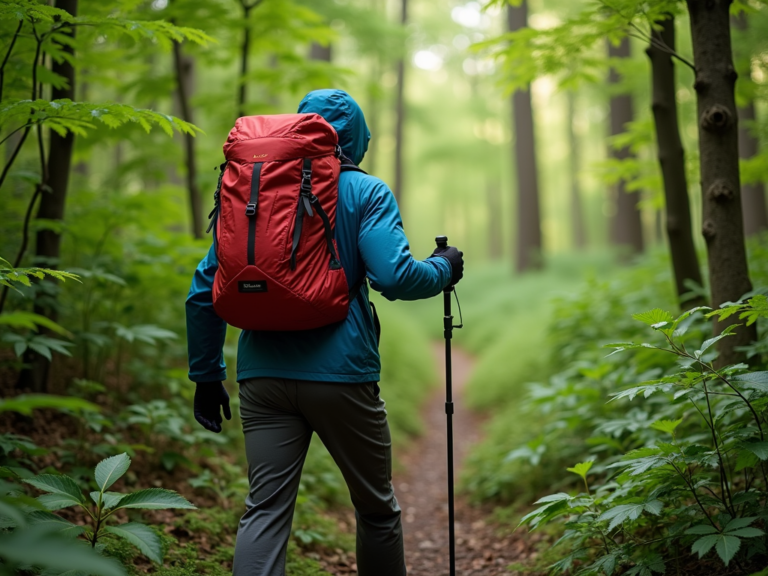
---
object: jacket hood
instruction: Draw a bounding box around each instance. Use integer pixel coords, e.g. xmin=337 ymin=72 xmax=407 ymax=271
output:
xmin=297 ymin=89 xmax=370 ymax=165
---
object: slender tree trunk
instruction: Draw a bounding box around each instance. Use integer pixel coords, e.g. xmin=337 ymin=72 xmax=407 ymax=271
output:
xmin=393 ymin=0 xmax=407 ymax=205
xmin=738 ymin=102 xmax=768 ymax=235
xmin=172 ymin=40 xmax=203 ymax=239
xmin=487 ymin=179 xmax=503 ymax=260
xmin=686 ymin=0 xmax=756 ymax=365
xmin=508 ymin=1 xmax=542 ymax=272
xmin=310 ymin=42 xmax=331 ymax=62
xmin=646 ymin=14 xmax=704 ymax=306
xmin=18 ymin=0 xmax=78 ymax=392
xmin=733 ymin=10 xmax=767 ymax=235
xmin=237 ymin=0 xmax=262 ymax=119
xmin=567 ymin=91 xmax=586 ymax=249
xmin=608 ymin=38 xmax=644 ymax=256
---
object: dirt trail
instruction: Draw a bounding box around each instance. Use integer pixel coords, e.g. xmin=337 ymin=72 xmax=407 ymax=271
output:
xmin=392 ymin=344 xmax=540 ymax=575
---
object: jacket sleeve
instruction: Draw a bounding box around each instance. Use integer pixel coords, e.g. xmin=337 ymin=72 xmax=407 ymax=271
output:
xmin=358 ymin=178 xmax=452 ymax=301
xmin=185 ymin=244 xmax=228 ymax=382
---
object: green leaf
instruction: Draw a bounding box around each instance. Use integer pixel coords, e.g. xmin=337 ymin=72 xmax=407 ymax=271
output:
xmin=716 ymin=534 xmax=741 ymax=565
xmin=632 ymin=309 xmax=674 ymax=327
xmin=744 ymin=442 xmax=768 ymax=460
xmin=691 ymin=534 xmax=719 ymax=558
xmin=115 ymin=488 xmax=195 ymax=510
xmin=733 ymin=372 xmax=768 ymax=393
xmin=566 ymin=461 xmax=593 ymax=480
xmin=37 ymin=493 xmax=83 ymax=511
xmin=27 ymin=511 xmax=84 ymax=537
xmin=89 ymin=491 xmax=124 ymax=509
xmin=727 ymin=527 xmax=764 ymax=538
xmin=24 ymin=475 xmax=84 ymax=504
xmin=0 ymin=524 xmax=126 ymax=576
xmin=0 ymin=312 xmax=70 ymax=335
xmin=0 ymin=394 xmax=99 ymax=416
xmin=105 ymin=522 xmax=162 ymax=563
xmin=650 ymin=418 xmax=683 ymax=435
xmin=598 ymin=502 xmax=649 ymax=531
xmin=94 ymin=453 xmax=130 ymax=491
xmin=724 ymin=517 xmax=757 ymax=532
xmin=686 ymin=524 xmax=718 ymax=535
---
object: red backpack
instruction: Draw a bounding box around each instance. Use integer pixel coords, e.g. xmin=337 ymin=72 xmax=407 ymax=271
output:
xmin=207 ymin=113 xmax=364 ymax=331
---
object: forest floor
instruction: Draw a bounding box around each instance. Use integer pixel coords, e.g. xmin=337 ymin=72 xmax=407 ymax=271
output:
xmin=340 ymin=344 xmax=544 ymax=575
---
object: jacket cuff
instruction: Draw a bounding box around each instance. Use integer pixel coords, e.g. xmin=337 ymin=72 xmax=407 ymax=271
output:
xmin=188 ymin=369 xmax=227 ymax=383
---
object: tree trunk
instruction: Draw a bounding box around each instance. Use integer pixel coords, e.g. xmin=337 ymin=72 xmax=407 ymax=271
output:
xmin=686 ymin=0 xmax=756 ymax=365
xmin=567 ymin=91 xmax=586 ymax=249
xmin=733 ymin=12 xmax=768 ymax=236
xmin=646 ymin=14 xmax=704 ymax=306
xmin=608 ymin=38 xmax=644 ymax=256
xmin=18 ymin=0 xmax=78 ymax=392
xmin=393 ymin=0 xmax=407 ymax=205
xmin=508 ymin=0 xmax=542 ymax=272
xmin=486 ymin=179 xmax=503 ymax=260
xmin=738 ymin=101 xmax=768 ymax=235
xmin=310 ymin=42 xmax=331 ymax=62
xmin=237 ymin=1 xmax=260 ymax=119
xmin=172 ymin=41 xmax=204 ymax=239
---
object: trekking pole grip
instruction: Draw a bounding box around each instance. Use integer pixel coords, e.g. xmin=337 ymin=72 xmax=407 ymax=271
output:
xmin=435 ymin=236 xmax=452 ymax=294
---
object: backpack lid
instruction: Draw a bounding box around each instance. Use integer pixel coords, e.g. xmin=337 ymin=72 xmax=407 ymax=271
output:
xmin=223 ymin=113 xmax=338 ymax=164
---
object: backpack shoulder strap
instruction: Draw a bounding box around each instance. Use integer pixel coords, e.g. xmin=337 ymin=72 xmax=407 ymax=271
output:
xmin=338 ymin=151 xmax=367 ymax=175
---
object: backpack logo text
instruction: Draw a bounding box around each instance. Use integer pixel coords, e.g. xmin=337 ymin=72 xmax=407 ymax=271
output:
xmin=238 ymin=280 xmax=268 ymax=293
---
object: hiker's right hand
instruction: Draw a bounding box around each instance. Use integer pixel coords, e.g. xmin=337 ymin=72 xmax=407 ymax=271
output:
xmin=431 ymin=245 xmax=464 ymax=287
xmin=194 ymin=381 xmax=232 ymax=433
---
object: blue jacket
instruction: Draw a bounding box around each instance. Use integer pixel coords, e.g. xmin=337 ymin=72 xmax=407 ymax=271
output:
xmin=186 ymin=89 xmax=451 ymax=384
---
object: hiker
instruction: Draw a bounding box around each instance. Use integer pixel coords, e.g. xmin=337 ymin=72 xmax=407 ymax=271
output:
xmin=186 ymin=89 xmax=464 ymax=576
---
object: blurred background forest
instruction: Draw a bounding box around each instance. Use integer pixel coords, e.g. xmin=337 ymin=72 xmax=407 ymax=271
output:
xmin=2 ymin=0 xmax=768 ymax=574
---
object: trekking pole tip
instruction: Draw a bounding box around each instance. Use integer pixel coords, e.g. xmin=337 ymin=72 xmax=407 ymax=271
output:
xmin=435 ymin=235 xmax=448 ymax=248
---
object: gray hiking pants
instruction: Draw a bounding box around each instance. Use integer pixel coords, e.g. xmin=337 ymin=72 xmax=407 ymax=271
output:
xmin=233 ymin=378 xmax=406 ymax=576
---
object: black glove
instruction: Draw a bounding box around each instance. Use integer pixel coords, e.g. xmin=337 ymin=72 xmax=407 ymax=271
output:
xmin=431 ymin=245 xmax=464 ymax=287
xmin=194 ymin=381 xmax=232 ymax=433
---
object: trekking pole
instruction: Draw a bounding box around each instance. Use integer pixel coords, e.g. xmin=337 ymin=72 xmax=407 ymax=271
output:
xmin=435 ymin=235 xmax=461 ymax=576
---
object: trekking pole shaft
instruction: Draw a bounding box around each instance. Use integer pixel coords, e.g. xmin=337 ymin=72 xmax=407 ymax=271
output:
xmin=436 ymin=234 xmax=456 ymax=576
xmin=444 ymin=287 xmax=456 ymax=576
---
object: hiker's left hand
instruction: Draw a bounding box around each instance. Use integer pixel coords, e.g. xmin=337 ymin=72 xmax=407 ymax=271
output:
xmin=194 ymin=381 xmax=232 ymax=433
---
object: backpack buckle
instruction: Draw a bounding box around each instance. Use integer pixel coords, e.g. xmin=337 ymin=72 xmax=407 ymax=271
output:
xmin=245 ymin=202 xmax=257 ymax=217
xmin=301 ymin=170 xmax=312 ymax=192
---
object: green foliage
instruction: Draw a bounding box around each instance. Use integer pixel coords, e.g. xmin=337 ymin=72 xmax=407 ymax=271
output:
xmin=24 ymin=452 xmax=195 ymax=564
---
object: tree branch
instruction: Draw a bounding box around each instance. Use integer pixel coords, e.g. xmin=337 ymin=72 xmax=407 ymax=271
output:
xmin=0 ymin=19 xmax=24 ymax=102
xmin=0 ymin=184 xmax=43 ymax=314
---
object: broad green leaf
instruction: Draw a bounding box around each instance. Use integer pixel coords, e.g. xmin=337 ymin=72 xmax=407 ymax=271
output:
xmin=733 ymin=372 xmax=768 ymax=393
xmin=0 ymin=523 xmax=126 ymax=576
xmin=650 ymin=418 xmax=683 ymax=435
xmin=0 ymin=312 xmax=70 ymax=335
xmin=27 ymin=511 xmax=84 ymax=537
xmin=105 ymin=522 xmax=162 ymax=563
xmin=533 ymin=492 xmax=572 ymax=505
xmin=743 ymin=442 xmax=768 ymax=460
xmin=691 ymin=534 xmax=719 ymax=558
xmin=566 ymin=461 xmax=593 ymax=480
xmin=89 ymin=491 xmax=124 ymax=509
xmin=727 ymin=527 xmax=764 ymax=538
xmin=598 ymin=502 xmax=645 ymax=531
xmin=686 ymin=524 xmax=718 ymax=535
xmin=0 ymin=395 xmax=99 ymax=416
xmin=94 ymin=453 xmax=130 ymax=491
xmin=724 ymin=517 xmax=757 ymax=532
xmin=736 ymin=450 xmax=760 ymax=472
xmin=37 ymin=493 xmax=83 ymax=511
xmin=632 ymin=309 xmax=674 ymax=327
xmin=24 ymin=475 xmax=84 ymax=504
xmin=115 ymin=488 xmax=195 ymax=510
xmin=716 ymin=534 xmax=741 ymax=565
